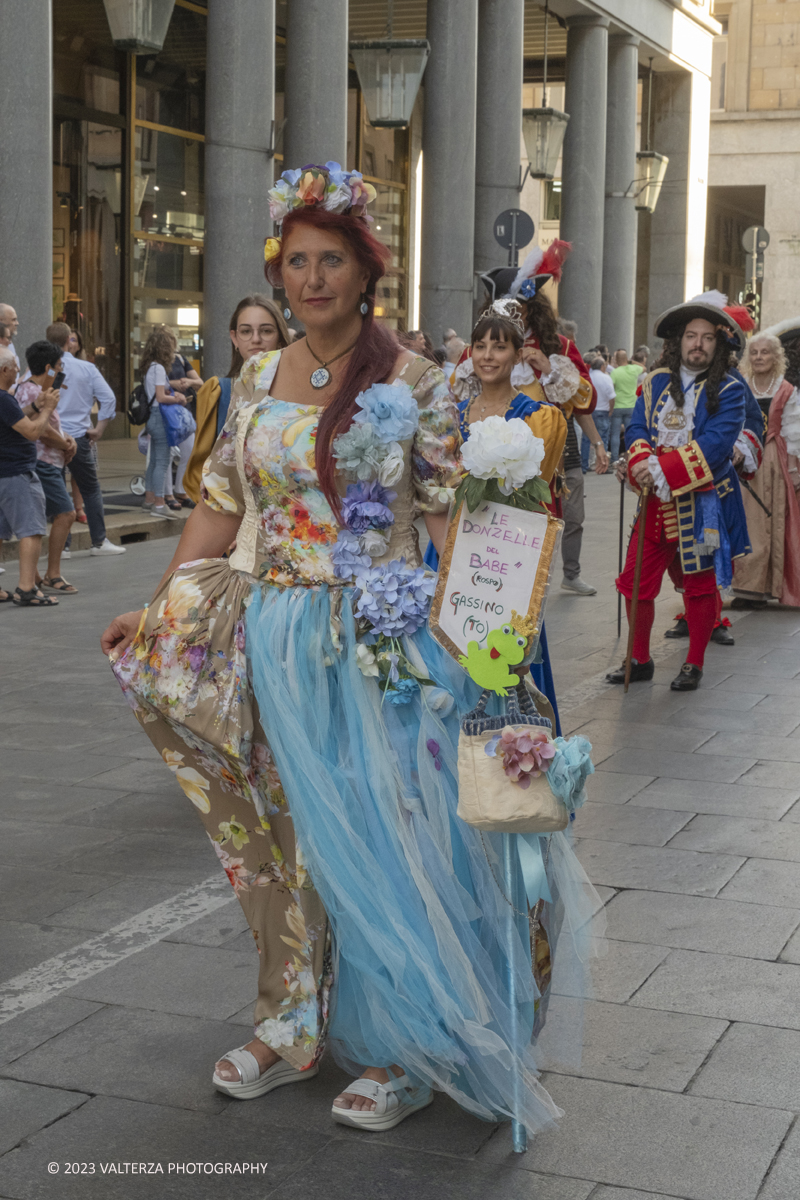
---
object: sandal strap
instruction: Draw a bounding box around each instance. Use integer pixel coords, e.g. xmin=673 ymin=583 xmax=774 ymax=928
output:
xmin=217 ymin=1046 xmax=261 ymax=1085
xmin=342 ymin=1073 xmax=412 ymax=1115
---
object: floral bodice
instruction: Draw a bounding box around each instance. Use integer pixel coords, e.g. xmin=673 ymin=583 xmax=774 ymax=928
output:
xmin=201 ymin=349 xmax=462 ymax=587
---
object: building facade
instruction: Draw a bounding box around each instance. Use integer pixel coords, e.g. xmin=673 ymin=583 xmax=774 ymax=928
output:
xmin=707 ymin=0 xmax=800 ymax=327
xmin=0 ymin=0 xmax=718 ymax=438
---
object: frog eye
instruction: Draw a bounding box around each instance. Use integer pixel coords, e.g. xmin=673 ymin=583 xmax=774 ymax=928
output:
xmin=516 ymin=636 xmax=526 ymax=648
xmin=501 ymin=625 xmax=511 ymax=635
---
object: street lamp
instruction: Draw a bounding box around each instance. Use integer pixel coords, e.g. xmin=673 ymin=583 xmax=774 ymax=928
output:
xmin=349 ymin=39 xmax=430 ymax=128
xmin=520 ymin=1 xmax=569 ymax=184
xmin=634 ymin=150 xmax=669 ymax=213
xmin=102 ymin=0 xmax=176 ymax=54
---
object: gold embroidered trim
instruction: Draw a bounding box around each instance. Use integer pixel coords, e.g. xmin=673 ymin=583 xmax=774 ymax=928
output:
xmin=670 ymin=441 xmax=713 ymax=495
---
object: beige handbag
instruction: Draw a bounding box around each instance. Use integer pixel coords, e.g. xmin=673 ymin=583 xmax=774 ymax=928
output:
xmin=456 ymin=688 xmax=569 ymax=834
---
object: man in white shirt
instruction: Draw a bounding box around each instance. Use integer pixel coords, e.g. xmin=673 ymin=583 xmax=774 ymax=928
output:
xmin=0 ymin=303 xmax=20 ymax=371
xmin=45 ymin=322 xmax=125 ymax=556
xmin=582 ymin=354 xmax=615 ymax=469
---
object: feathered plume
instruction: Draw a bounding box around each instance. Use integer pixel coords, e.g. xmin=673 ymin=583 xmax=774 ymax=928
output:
xmin=537 ymin=239 xmax=572 ymax=283
xmin=691 ymin=290 xmax=729 ymax=310
xmin=509 ymin=246 xmax=544 ymax=298
xmin=724 ymin=305 xmax=755 ymax=334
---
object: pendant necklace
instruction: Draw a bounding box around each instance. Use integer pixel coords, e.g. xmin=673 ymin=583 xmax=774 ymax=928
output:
xmin=305 ymin=338 xmax=359 ymax=389
xmin=470 ymin=390 xmax=516 ymax=423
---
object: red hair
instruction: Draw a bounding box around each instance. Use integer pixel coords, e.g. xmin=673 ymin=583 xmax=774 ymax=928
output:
xmin=265 ymin=206 xmax=399 ymax=516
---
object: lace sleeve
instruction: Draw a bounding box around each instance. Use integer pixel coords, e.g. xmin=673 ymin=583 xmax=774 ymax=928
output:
xmin=541 ymin=354 xmax=581 ymax=406
xmin=781 ymin=389 xmax=800 ymax=458
xmin=411 ymin=366 xmax=463 ymax=513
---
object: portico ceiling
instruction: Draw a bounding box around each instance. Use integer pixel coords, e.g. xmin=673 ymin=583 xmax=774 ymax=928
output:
xmin=347 ymin=0 xmax=567 ymax=58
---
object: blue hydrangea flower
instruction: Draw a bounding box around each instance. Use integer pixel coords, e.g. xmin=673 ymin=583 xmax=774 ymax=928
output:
xmin=332 ymin=421 xmax=384 ymax=481
xmin=353 ymin=558 xmax=436 ymax=638
xmin=353 ymin=383 xmax=419 ymax=444
xmin=331 ymin=530 xmax=372 ymax=581
xmin=342 ymin=480 xmax=396 ymax=535
xmin=281 ymin=167 xmax=302 ymax=186
xmin=387 ymin=677 xmax=419 ymax=706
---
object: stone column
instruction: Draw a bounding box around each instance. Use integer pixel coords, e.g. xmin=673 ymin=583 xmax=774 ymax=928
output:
xmin=420 ymin=0 xmax=478 ymax=342
xmin=601 ymin=34 xmax=639 ymax=354
xmin=204 ymin=0 xmax=275 ymax=377
xmin=558 ymin=14 xmax=609 ymax=348
xmin=474 ymin=0 xmax=525 ymax=277
xmin=284 ymin=0 xmax=348 ymax=170
xmin=0 ymin=2 xmax=52 ymax=368
xmin=646 ymin=68 xmax=711 ymax=346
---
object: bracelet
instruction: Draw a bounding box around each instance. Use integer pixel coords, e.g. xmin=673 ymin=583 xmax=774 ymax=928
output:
xmin=31 ymin=401 xmax=41 ymax=414
xmin=593 ymin=440 xmax=603 ymax=448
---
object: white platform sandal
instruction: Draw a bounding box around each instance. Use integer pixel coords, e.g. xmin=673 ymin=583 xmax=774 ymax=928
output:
xmin=331 ymin=1073 xmax=433 ymax=1131
xmin=213 ymin=1047 xmax=318 ymax=1101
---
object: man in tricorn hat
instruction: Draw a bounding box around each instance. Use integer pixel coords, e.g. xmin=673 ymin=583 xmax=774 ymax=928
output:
xmin=607 ymin=292 xmax=751 ymax=691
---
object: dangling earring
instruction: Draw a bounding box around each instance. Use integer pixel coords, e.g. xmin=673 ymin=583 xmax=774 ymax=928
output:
xmin=360 ymin=296 xmax=369 ymax=316
xmin=283 ymin=306 xmax=292 ymax=320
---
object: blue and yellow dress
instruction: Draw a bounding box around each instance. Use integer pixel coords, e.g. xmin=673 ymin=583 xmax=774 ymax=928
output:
xmin=425 ymin=390 xmax=567 ymax=731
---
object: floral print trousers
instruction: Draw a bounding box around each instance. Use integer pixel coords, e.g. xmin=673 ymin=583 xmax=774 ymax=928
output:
xmin=113 ymin=559 xmax=330 ymax=1071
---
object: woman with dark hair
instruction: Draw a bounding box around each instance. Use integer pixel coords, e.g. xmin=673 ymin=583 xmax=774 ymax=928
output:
xmin=102 ymin=164 xmax=596 ymax=1137
xmin=139 ymin=327 xmax=188 ymax=520
xmin=183 ymin=295 xmax=290 ymax=502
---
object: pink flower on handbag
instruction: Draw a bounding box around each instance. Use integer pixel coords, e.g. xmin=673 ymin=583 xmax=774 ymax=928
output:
xmin=495 ymin=728 xmax=555 ymax=789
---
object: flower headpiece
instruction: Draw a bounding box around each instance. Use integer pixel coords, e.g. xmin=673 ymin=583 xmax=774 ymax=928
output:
xmin=265 ymin=162 xmax=378 ymax=264
xmin=508 ymin=240 xmax=572 ymax=300
xmin=475 ymin=298 xmax=525 ymax=337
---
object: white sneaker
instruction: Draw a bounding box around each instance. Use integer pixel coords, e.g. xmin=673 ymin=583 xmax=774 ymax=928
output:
xmin=561 ymin=575 xmax=597 ymax=595
xmin=148 ymin=505 xmax=178 ymax=521
xmin=0 ymin=565 xmax=4 ymax=573
xmin=62 ymin=549 xmax=71 ymax=559
xmin=91 ymin=538 xmax=126 ymax=555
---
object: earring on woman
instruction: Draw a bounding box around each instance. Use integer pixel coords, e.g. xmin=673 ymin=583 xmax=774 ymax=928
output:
xmin=283 ymin=307 xmax=292 ymax=320
xmin=360 ymin=296 xmax=369 ymax=316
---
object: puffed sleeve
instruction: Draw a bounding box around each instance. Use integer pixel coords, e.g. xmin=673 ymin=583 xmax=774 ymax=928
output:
xmin=523 ymin=403 xmax=568 ymax=484
xmin=411 ymin=364 xmax=463 ymax=513
xmin=200 ymin=406 xmax=246 ymax=516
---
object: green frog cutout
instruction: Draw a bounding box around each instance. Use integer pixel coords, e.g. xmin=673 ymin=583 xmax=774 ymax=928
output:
xmin=458 ymin=621 xmax=530 ymax=696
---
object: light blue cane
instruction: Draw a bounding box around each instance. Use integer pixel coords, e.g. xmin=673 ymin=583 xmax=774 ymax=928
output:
xmin=502 ymin=832 xmax=530 ymax=1154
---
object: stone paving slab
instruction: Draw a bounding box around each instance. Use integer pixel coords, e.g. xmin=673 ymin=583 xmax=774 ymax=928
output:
xmin=595 ymin=747 xmax=756 ymax=783
xmin=590 ymin=1191 xmax=688 ymax=1200
xmin=668 ymin=814 xmax=800 ymax=861
xmin=67 ymin=941 xmax=259 ymax=1021
xmin=0 ymin=1079 xmax=88 ymax=1157
xmin=757 ymin=1118 xmax=800 ymax=1200
xmin=162 ymin=900 xmax=249 ymax=949
xmin=666 ymin=705 xmax=800 ymax=736
xmin=42 ymin=878 xmax=193 ymax=934
xmin=56 ymin=830 xmax=216 ymax=886
xmin=712 ymin=674 xmax=800 ymax=697
xmin=572 ymin=803 xmax=692 ymax=847
xmin=0 ymin=1095 xmax=315 ymax=1200
xmin=697 ymin=731 xmax=800 ymax=763
xmin=570 ymin=719 xmax=715 ymax=754
xmin=737 ymin=758 xmax=800 ymax=790
xmin=0 ymin=997 xmax=103 ymax=1068
xmin=0 ymin=923 xmax=92 ymax=987
xmin=574 ymin=839 xmax=744 ymax=897
xmin=0 ymin=748 xmax=134 ymax=786
xmin=689 ymin=1021 xmax=800 ymax=1110
xmin=0 ymin=867 xmax=121 ymax=924
xmin=74 ymin=790 xmax=198 ymax=834
xmin=2 ymin=820 xmax=124 ymax=868
xmin=630 ymin=949 xmax=800 ymax=1028
xmin=718 ymin=858 xmax=800 ymax=908
xmin=478 ymin=1075 xmax=792 ymax=1200
xmin=582 ymin=772 xmax=655 ymax=805
xmin=629 ymin=778 xmax=799 ymax=819
xmin=552 ymin=940 xmax=669 ymax=1004
xmin=603 ymin=890 xmax=800 ymax=960
xmin=0 ymin=783 xmax=131 ymax=827
xmin=778 ymin=925 xmax=800 ymax=963
xmin=536 ymin=996 xmax=726 ymax=1091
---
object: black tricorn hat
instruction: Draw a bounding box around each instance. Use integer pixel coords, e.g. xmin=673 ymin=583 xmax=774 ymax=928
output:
xmin=479 ymin=267 xmax=518 ymax=302
xmin=654 ymin=293 xmax=744 ymax=351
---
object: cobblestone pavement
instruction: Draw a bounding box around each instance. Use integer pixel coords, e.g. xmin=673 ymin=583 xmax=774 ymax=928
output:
xmin=1 ymin=471 xmax=799 ymax=1200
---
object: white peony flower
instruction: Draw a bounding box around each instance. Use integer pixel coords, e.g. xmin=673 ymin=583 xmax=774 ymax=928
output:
xmin=377 ymin=442 xmax=404 ymax=486
xmin=361 ymin=529 xmax=389 ymax=558
xmin=460 ymin=415 xmax=545 ymax=495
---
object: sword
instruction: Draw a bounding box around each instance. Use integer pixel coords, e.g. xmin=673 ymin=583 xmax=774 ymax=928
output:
xmin=624 ymin=487 xmax=651 ymax=694
xmin=617 ymin=477 xmax=625 ymax=638
xmin=740 ymin=476 xmax=772 ymax=518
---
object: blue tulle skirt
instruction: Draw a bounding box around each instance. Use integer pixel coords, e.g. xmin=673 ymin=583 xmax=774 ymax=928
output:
xmin=423 ymin=540 xmax=561 ymax=734
xmin=245 ymin=582 xmax=598 ymax=1132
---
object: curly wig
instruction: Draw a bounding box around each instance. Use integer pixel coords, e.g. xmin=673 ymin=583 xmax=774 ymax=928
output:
xmin=660 ymin=326 xmax=735 ymax=415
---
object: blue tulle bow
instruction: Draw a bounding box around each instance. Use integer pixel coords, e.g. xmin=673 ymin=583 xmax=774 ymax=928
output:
xmin=546 ymin=736 xmax=594 ymax=811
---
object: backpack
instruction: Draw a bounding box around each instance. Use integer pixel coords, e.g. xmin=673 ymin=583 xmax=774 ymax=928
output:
xmin=127 ymin=382 xmax=151 ymax=426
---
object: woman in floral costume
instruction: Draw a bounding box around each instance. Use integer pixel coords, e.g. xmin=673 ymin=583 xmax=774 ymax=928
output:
xmin=102 ymin=163 xmax=595 ymax=1136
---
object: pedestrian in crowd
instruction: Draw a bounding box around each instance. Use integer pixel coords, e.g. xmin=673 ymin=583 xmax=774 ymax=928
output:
xmin=62 ymin=329 xmax=89 ymax=522
xmin=581 ymin=354 xmax=615 ymax=471
xmin=184 ymin=295 xmax=290 ymax=502
xmin=608 ymin=294 xmax=749 ymax=691
xmin=102 ymin=161 xmax=598 ymax=1134
xmin=44 ymin=322 xmax=124 ymax=556
xmin=731 ymin=323 xmax=800 ymax=608
xmin=399 ymin=329 xmax=426 ymax=354
xmin=14 ymin=340 xmax=78 ymax=595
xmin=139 ymin=327 xmax=187 ymax=521
xmin=161 ymin=328 xmax=203 ymax=510
xmin=442 ymin=335 xmax=466 ymax=381
xmin=66 ymin=328 xmax=87 ymax=360
xmin=633 ymin=345 xmax=650 ymax=384
xmin=0 ymin=304 xmax=20 ymax=369
xmin=0 ymin=347 xmax=62 ymax=606
xmin=0 ymin=324 xmax=11 ymax=350
xmin=609 ymin=348 xmax=641 ymax=460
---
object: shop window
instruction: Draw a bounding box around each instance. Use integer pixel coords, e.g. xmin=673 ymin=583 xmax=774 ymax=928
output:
xmin=135 ymin=7 xmax=207 ymax=133
xmin=371 ymin=184 xmax=407 ymax=328
xmin=53 ymin=118 xmax=124 ymax=404
xmin=54 ymin=0 xmax=124 ymax=114
xmin=543 ymin=180 xmax=562 ymax=222
xmin=132 ymin=239 xmax=204 ymax=378
xmin=134 ymin=127 xmax=205 ymax=238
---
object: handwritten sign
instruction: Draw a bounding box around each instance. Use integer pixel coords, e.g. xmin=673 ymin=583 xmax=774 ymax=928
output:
xmin=429 ymin=500 xmax=563 ymax=663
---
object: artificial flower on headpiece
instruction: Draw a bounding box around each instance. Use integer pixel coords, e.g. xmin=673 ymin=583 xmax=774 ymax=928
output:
xmin=264 ymin=237 xmax=282 ymax=264
xmin=508 ymin=240 xmax=572 ymax=300
xmin=267 ymin=161 xmax=378 ymax=226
